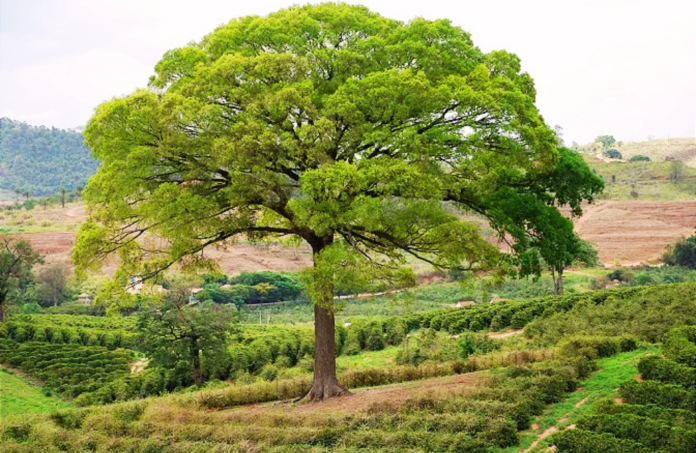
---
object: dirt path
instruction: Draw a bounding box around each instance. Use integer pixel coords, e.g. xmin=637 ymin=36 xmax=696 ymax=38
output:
xmin=522 ymin=426 xmax=559 ymax=453
xmin=225 ymin=372 xmax=483 ymax=416
xmin=488 ymin=329 xmax=524 ymax=339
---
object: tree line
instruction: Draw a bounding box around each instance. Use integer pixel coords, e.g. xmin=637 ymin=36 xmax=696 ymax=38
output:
xmin=0 ymin=118 xmax=99 ymax=197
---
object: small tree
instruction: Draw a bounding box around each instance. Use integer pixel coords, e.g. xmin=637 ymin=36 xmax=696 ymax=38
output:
xmin=137 ymin=287 xmax=238 ymax=386
xmin=662 ymin=236 xmax=696 ymax=269
xmin=604 ymin=149 xmax=622 ymax=159
xmin=595 ymin=135 xmax=616 ymax=149
xmin=0 ymin=237 xmax=43 ymax=322
xmin=36 ymin=264 xmax=69 ymax=308
xmin=669 ymin=160 xmax=685 ymax=183
xmin=60 ymin=188 xmax=67 ymax=208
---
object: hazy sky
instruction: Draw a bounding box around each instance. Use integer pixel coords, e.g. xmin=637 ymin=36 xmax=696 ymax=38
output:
xmin=1 ymin=0 xmax=694 ymax=144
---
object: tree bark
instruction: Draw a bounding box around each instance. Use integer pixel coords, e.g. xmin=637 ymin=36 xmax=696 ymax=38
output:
xmin=191 ymin=338 xmax=203 ymax=386
xmin=554 ymin=269 xmax=564 ymax=295
xmin=0 ymin=303 xmax=5 ymax=323
xmin=305 ymin=234 xmax=348 ymax=402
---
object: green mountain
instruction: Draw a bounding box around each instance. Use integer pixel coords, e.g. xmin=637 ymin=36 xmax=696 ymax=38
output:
xmin=0 ymin=118 xmax=99 ymax=197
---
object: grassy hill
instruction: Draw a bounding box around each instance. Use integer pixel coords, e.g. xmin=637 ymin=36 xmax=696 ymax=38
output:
xmin=584 ymin=160 xmax=696 ymax=201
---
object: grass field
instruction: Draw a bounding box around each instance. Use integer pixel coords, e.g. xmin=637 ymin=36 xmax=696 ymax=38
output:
xmin=0 ymin=368 xmax=70 ymax=419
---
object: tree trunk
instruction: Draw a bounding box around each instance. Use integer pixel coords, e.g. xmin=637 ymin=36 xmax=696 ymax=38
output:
xmin=306 ymin=302 xmax=347 ymax=401
xmin=0 ymin=303 xmax=5 ymax=323
xmin=305 ymin=234 xmax=348 ymax=402
xmin=554 ymin=269 xmax=564 ymax=295
xmin=191 ymin=338 xmax=203 ymax=386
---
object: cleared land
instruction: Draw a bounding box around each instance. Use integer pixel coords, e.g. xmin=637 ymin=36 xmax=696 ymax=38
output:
xmin=574 ymin=200 xmax=696 ymax=266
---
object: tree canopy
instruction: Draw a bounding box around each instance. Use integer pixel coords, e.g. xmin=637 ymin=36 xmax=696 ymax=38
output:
xmin=74 ymin=3 xmax=603 ymax=400
xmin=0 ymin=237 xmax=43 ymax=322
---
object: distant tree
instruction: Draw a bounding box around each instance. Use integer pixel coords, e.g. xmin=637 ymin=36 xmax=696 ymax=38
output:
xmin=23 ymin=191 xmax=30 ymax=200
xmin=629 ymin=155 xmax=650 ymax=162
xmin=662 ymin=236 xmax=696 ymax=269
xmin=630 ymin=183 xmax=639 ymax=199
xmin=60 ymin=188 xmax=67 ymax=208
xmin=669 ymin=160 xmax=685 ymax=183
xmin=36 ymin=264 xmax=69 ymax=308
xmin=553 ymin=125 xmax=565 ymax=146
xmin=0 ymin=238 xmax=43 ymax=322
xmin=604 ymin=149 xmax=622 ymax=159
xmin=13 ymin=189 xmax=20 ymax=203
xmin=137 ymin=287 xmax=238 ymax=386
xmin=595 ymin=135 xmax=616 ymax=149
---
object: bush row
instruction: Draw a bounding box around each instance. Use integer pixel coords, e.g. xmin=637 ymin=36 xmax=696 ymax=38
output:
xmin=399 ymin=285 xmax=646 ymax=334
xmin=638 ymin=356 xmax=696 ymax=390
xmin=577 ymin=413 xmax=696 ymax=453
xmin=0 ymin=340 xmax=131 ymax=398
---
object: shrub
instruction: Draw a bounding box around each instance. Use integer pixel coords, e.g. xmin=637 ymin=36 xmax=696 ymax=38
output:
xmin=629 ymin=155 xmax=650 ymax=162
xmin=638 ymin=356 xmax=696 ymax=389
xmin=553 ymin=428 xmax=662 ymax=453
xmin=619 ymin=380 xmax=696 ymax=411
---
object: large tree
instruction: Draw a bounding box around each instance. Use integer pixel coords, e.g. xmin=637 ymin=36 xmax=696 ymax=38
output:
xmin=73 ymin=4 xmax=603 ymax=400
xmin=0 ymin=237 xmax=43 ymax=322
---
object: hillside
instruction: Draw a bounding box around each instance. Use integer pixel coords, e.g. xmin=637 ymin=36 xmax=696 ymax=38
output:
xmin=577 ymin=137 xmax=696 ymax=166
xmin=0 ymin=118 xmax=99 ymax=196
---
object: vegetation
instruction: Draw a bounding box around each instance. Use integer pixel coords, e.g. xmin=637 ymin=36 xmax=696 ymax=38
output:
xmin=596 ymin=135 xmax=617 ymax=149
xmin=630 ymin=154 xmax=651 ymax=162
xmin=663 ymin=236 xmax=696 ymax=269
xmin=137 ymin=290 xmax=238 ymax=386
xmin=0 ymin=118 xmax=98 ymax=196
xmin=0 ymin=238 xmax=43 ymax=322
xmin=552 ymin=326 xmax=696 ymax=452
xmin=0 ymin=341 xmax=130 ymax=399
xmin=73 ymin=3 xmax=602 ymax=401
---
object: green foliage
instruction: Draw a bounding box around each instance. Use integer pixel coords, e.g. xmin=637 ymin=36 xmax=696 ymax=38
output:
xmin=630 ymin=154 xmax=651 ymax=162
xmin=457 ymin=333 xmax=501 ymax=359
xmin=604 ymin=149 xmax=622 ymax=159
xmin=0 ymin=118 xmax=98 ymax=196
xmin=526 ymin=283 xmax=696 ymax=343
xmin=1 ymin=314 xmax=136 ymax=349
xmin=554 ymin=428 xmax=662 ymax=453
xmin=663 ymin=236 xmax=696 ymax=270
xmin=137 ymin=294 xmax=238 ymax=386
xmin=0 ymin=340 xmax=130 ymax=399
xmin=0 ymin=237 xmax=43 ymax=322
xmin=555 ymin=325 xmax=696 ymax=452
xmin=595 ymin=135 xmax=617 ymax=149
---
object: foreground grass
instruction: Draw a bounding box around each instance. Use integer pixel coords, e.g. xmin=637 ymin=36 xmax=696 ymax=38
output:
xmin=501 ymin=346 xmax=659 ymax=452
xmin=0 ymin=368 xmax=70 ymax=418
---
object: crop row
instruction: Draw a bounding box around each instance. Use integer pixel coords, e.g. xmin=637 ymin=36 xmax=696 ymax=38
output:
xmin=0 ymin=340 xmax=131 ymax=398
xmin=554 ymin=325 xmax=696 ymax=452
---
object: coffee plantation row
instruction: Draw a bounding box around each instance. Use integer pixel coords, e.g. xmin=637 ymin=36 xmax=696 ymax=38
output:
xmin=553 ymin=326 xmax=696 ymax=452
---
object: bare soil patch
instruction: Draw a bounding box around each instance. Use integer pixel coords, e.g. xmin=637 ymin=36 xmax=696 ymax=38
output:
xmin=573 ymin=200 xmax=696 ymax=265
xmin=488 ymin=329 xmax=524 ymax=339
xmin=225 ymin=372 xmax=483 ymax=417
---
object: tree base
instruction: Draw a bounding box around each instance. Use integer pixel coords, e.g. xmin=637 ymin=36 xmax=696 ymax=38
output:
xmin=304 ymin=379 xmax=349 ymax=402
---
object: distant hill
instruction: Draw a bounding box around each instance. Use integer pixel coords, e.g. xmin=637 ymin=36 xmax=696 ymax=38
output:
xmin=577 ymin=137 xmax=696 ymax=167
xmin=0 ymin=118 xmax=99 ymax=197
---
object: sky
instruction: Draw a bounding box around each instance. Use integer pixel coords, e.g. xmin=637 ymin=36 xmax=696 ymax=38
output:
xmin=1 ymin=0 xmax=695 ymax=144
